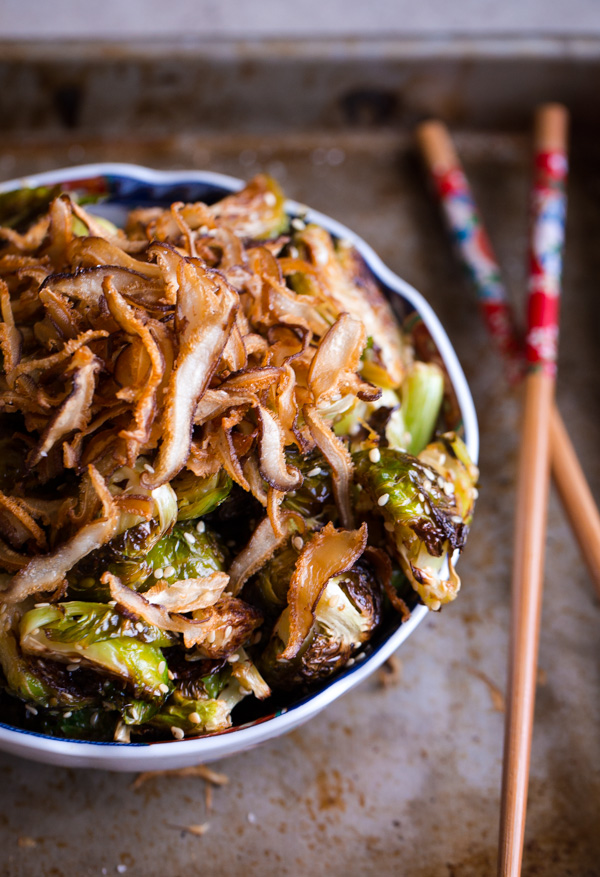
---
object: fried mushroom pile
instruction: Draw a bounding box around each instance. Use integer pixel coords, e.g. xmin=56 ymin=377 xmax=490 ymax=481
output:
xmin=0 ymin=175 xmax=478 ymax=741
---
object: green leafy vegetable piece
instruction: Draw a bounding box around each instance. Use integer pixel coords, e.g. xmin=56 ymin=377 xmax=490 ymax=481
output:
xmin=20 ymin=602 xmax=174 ymax=700
xmin=172 ymin=469 xmax=232 ymax=521
xmin=354 ymin=435 xmax=478 ymax=610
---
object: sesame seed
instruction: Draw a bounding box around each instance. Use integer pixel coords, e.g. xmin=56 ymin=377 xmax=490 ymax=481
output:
xmin=292 ymin=536 xmax=304 ymax=551
xmin=135 ymin=622 xmax=144 ymax=632
xmin=63 ymin=711 xmax=72 ymax=718
xmin=443 ymin=482 xmax=455 ymax=496
xmin=196 ymin=521 xmax=206 ymax=533
xmin=291 ymin=217 xmax=305 ymax=231
xmin=224 ymin=625 xmax=233 ymax=639
xmin=452 ymin=515 xmax=463 ymax=523
xmin=264 ymin=192 xmax=277 ymax=206
xmin=207 ymin=630 xmax=216 ymax=643
xmin=183 ymin=532 xmax=196 ymax=546
xmin=171 ymin=726 xmax=185 ymax=740
xmin=34 ymin=602 xmax=50 ymax=608
xmin=377 ymin=493 xmax=390 ymax=507
xmin=158 ymin=683 xmax=170 ymax=694
xmin=384 ymin=521 xmax=395 ymax=532
xmin=159 ymin=661 xmax=166 ymax=673
xmin=369 ymin=447 xmax=381 ymax=463
xmin=25 ymin=704 xmax=38 ymax=715
xmin=346 ymin=657 xmax=355 ymax=667
xmin=144 ymin=463 xmax=155 ymax=474
xmin=418 ymin=492 xmax=425 ymax=502
xmin=67 ymin=663 xmax=80 ymax=672
xmin=473 ymin=488 xmax=479 ymax=499
xmin=288 ymin=245 xmax=299 ymax=259
xmin=423 ymin=468 xmax=435 ymax=481
xmin=307 ymin=467 xmax=322 ymax=477
xmin=154 ymin=568 xmax=164 ymax=579
xmin=163 ymin=566 xmax=175 ymax=578
xmin=168 ymin=670 xmax=175 ymax=680
xmin=437 ymin=477 xmax=445 ymax=488
xmin=415 ymin=504 xmax=423 ymax=515
xmin=108 ymin=600 xmax=117 ymax=607
xmin=439 ymin=454 xmax=446 ymax=465
xmin=189 ymin=712 xmax=201 ymax=725
xmin=227 ymin=654 xmax=240 ymax=663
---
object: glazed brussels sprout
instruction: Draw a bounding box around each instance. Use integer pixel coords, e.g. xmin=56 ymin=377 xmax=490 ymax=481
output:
xmin=149 ymin=648 xmax=269 ymax=737
xmin=0 ymin=622 xmax=98 ymax=709
xmin=258 ymin=562 xmax=382 ymax=688
xmin=19 ymin=602 xmax=175 ymax=700
xmin=354 ymin=433 xmax=478 ymax=610
xmin=281 ymin=451 xmax=335 ymax=527
xmin=172 ymin=469 xmax=232 ymax=521
xmin=69 ymin=520 xmax=227 ymax=598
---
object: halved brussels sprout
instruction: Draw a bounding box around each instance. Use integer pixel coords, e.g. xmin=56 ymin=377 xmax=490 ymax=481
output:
xmin=354 ymin=433 xmax=478 ymax=610
xmin=258 ymin=562 xmax=382 ymax=688
xmin=69 ymin=520 xmax=227 ymax=597
xmin=20 ymin=602 xmax=174 ymax=700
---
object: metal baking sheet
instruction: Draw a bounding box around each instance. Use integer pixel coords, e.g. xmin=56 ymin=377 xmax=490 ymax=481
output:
xmin=1 ymin=50 xmax=600 ymax=877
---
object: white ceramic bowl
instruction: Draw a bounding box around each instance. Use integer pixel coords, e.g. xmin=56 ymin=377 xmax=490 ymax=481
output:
xmin=0 ymin=164 xmax=478 ymax=770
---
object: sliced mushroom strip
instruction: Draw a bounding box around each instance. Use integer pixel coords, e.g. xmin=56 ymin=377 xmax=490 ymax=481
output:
xmin=228 ymin=513 xmax=296 ymax=596
xmin=280 ymin=521 xmax=368 ymax=660
xmin=303 ymin=406 xmax=355 ymax=529
xmin=28 ymin=345 xmax=100 ymax=467
xmin=3 ymin=466 xmax=119 ymax=604
xmin=142 ymin=256 xmax=238 ymax=489
xmin=257 ymin=404 xmax=302 ymax=492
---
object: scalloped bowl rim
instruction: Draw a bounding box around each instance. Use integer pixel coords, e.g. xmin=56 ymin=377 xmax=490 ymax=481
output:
xmin=0 ymin=163 xmax=478 ymax=770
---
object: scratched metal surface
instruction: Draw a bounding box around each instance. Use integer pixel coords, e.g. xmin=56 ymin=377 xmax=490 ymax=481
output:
xmin=1 ymin=95 xmax=600 ymax=876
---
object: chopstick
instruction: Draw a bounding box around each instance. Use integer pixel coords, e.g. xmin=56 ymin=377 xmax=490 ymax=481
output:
xmin=498 ymin=102 xmax=569 ymax=876
xmin=416 ymin=118 xmax=600 ymax=600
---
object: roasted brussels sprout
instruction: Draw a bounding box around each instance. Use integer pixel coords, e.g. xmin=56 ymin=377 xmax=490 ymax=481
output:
xmin=172 ymin=469 xmax=232 ymax=521
xmin=281 ymin=450 xmax=335 ymax=526
xmin=258 ymin=562 xmax=382 ymax=688
xmin=149 ymin=648 xmax=269 ymax=737
xmin=354 ymin=434 xmax=478 ymax=610
xmin=19 ymin=602 xmax=175 ymax=700
xmin=69 ymin=520 xmax=227 ymax=598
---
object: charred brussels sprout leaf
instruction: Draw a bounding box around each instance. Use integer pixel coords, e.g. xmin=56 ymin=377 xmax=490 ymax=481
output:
xmin=20 ymin=602 xmax=174 ymax=700
xmin=259 ymin=563 xmax=382 ymax=688
xmin=354 ymin=435 xmax=478 ymax=610
xmin=172 ymin=469 xmax=232 ymax=521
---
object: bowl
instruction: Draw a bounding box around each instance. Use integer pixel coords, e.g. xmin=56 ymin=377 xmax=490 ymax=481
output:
xmin=0 ymin=163 xmax=478 ymax=770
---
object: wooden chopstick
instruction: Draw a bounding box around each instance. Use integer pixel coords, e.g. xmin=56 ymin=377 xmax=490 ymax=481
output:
xmin=416 ymin=119 xmax=600 ymax=600
xmin=498 ymin=103 xmax=569 ymax=876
